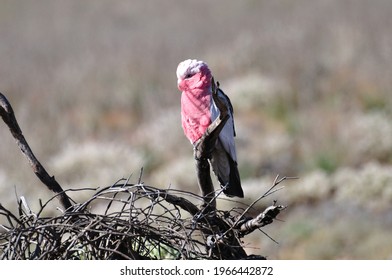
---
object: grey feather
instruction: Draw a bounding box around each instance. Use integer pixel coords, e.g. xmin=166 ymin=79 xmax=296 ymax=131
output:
xmin=210 ymin=88 xmax=243 ymax=197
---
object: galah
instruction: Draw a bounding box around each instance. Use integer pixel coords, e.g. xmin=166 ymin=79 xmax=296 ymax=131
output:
xmin=176 ymin=59 xmax=244 ymax=198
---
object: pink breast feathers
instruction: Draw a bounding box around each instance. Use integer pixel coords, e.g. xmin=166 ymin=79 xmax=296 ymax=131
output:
xmin=181 ymin=91 xmax=212 ymax=144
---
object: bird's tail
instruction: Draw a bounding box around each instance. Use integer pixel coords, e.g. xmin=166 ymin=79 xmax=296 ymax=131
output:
xmin=222 ymin=155 xmax=244 ymax=198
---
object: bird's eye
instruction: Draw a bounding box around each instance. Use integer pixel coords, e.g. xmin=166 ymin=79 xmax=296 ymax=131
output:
xmin=185 ymin=73 xmax=193 ymax=79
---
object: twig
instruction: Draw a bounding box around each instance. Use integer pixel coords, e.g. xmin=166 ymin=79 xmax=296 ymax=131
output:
xmin=233 ymin=175 xmax=295 ymax=227
xmin=0 ymin=92 xmax=73 ymax=211
xmin=0 ymin=180 xmax=285 ymax=260
xmin=237 ymin=204 xmax=287 ymax=236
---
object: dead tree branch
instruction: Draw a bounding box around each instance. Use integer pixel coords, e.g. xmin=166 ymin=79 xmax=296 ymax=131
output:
xmin=0 ymin=180 xmax=286 ymax=260
xmin=0 ymin=92 xmax=72 ymax=211
xmin=236 ymin=203 xmax=286 ymax=236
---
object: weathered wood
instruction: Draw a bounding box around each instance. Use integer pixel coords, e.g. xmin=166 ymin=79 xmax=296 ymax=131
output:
xmin=194 ymin=157 xmax=216 ymax=209
xmin=0 ymin=92 xmax=73 ymax=211
xmin=236 ymin=204 xmax=286 ymax=236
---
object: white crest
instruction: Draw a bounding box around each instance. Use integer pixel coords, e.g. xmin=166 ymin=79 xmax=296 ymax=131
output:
xmin=176 ymin=59 xmax=207 ymax=80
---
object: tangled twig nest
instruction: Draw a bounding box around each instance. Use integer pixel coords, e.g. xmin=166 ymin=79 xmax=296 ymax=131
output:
xmin=0 ymin=176 xmax=287 ymax=260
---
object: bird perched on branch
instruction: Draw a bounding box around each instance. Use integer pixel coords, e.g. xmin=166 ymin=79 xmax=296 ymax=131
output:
xmin=176 ymin=59 xmax=244 ymax=198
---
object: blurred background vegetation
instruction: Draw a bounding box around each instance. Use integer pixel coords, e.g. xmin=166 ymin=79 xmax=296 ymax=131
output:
xmin=1 ymin=0 xmax=392 ymax=259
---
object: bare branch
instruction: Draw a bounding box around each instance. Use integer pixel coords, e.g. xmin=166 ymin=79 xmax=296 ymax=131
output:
xmin=233 ymin=175 xmax=296 ymax=227
xmin=236 ymin=204 xmax=287 ymax=236
xmin=0 ymin=92 xmax=73 ymax=211
xmin=0 ymin=179 xmax=288 ymax=260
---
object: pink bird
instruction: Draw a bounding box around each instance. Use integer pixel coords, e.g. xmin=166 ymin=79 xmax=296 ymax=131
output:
xmin=176 ymin=59 xmax=244 ymax=198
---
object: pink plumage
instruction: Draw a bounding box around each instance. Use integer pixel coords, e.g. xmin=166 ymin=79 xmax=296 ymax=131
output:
xmin=177 ymin=60 xmax=212 ymax=143
xmin=176 ymin=59 xmax=244 ymax=198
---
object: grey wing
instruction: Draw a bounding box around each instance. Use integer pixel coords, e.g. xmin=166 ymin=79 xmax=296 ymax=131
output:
xmin=210 ymin=88 xmax=238 ymax=162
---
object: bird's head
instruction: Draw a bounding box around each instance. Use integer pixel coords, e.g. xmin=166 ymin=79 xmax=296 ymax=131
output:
xmin=176 ymin=59 xmax=212 ymax=92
